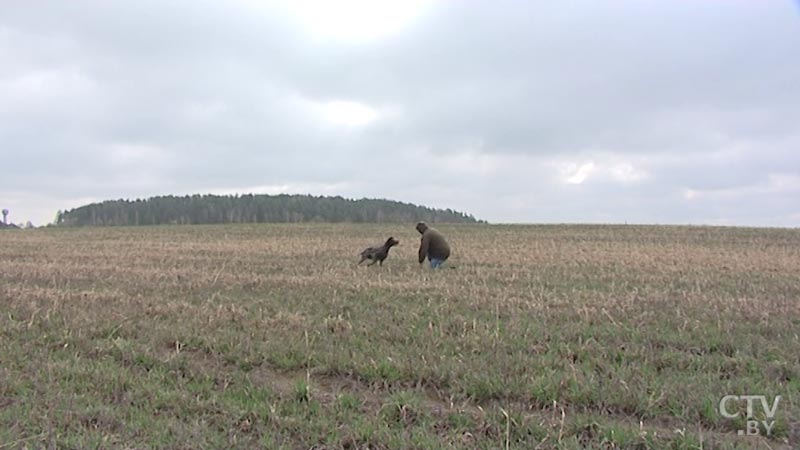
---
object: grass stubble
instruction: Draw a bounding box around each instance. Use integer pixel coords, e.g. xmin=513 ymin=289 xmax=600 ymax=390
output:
xmin=0 ymin=224 xmax=798 ymax=449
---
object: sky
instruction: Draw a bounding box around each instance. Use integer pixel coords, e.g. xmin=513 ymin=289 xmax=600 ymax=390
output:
xmin=2 ymin=0 xmax=799 ymax=226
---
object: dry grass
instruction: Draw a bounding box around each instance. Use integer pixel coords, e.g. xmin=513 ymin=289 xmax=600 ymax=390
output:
xmin=1 ymin=224 xmax=798 ymax=449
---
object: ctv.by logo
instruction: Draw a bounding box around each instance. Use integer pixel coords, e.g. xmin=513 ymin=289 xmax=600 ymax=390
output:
xmin=719 ymin=395 xmax=781 ymax=436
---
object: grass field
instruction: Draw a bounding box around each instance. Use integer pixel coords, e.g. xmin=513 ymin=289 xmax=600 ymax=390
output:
xmin=1 ymin=224 xmax=798 ymax=449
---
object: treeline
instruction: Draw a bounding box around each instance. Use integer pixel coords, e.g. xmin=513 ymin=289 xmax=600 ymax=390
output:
xmin=56 ymin=194 xmax=482 ymax=227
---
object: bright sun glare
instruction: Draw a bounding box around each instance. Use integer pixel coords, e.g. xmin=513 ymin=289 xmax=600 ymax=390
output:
xmin=287 ymin=0 xmax=433 ymax=42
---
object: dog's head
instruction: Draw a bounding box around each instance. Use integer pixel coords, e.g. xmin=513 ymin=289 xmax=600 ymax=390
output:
xmin=386 ymin=237 xmax=399 ymax=248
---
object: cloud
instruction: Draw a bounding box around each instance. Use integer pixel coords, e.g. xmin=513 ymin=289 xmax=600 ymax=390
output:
xmin=295 ymin=97 xmax=382 ymax=128
xmin=279 ymin=0 xmax=435 ymax=43
xmin=1 ymin=0 xmax=798 ymax=226
xmin=561 ymin=163 xmax=595 ymax=185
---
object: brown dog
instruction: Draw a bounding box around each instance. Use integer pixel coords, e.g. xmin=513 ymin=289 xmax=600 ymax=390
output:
xmin=358 ymin=237 xmax=399 ymax=266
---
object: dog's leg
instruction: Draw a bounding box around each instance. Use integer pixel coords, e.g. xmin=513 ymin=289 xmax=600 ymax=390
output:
xmin=368 ymin=259 xmax=378 ymax=266
xmin=357 ymin=256 xmax=367 ymax=265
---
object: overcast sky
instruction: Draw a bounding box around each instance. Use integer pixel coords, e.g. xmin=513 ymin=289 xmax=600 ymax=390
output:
xmin=2 ymin=1 xmax=799 ymax=226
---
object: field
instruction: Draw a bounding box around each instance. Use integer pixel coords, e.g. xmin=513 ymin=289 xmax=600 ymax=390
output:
xmin=1 ymin=224 xmax=798 ymax=449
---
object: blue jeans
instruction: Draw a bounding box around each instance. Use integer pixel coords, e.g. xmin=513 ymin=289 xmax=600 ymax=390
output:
xmin=429 ymin=258 xmax=446 ymax=269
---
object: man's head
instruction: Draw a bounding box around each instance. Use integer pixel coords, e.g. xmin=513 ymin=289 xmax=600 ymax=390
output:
xmin=415 ymin=222 xmax=428 ymax=234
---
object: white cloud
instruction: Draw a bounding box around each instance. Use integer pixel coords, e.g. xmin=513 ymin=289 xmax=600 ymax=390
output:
xmin=609 ymin=163 xmax=647 ymax=183
xmin=290 ymin=96 xmax=382 ymax=128
xmin=321 ymin=100 xmax=379 ymax=127
xmin=564 ymin=162 xmax=595 ymax=184
xmin=552 ymin=157 xmax=648 ymax=185
xmin=281 ymin=0 xmax=435 ymax=43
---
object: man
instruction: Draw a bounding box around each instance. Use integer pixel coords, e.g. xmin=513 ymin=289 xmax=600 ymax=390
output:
xmin=416 ymin=222 xmax=450 ymax=268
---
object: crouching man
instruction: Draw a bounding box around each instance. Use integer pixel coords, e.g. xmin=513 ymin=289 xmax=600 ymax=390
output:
xmin=416 ymin=222 xmax=450 ymax=268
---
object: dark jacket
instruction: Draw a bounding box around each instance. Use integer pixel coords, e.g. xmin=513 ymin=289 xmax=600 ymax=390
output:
xmin=417 ymin=223 xmax=450 ymax=263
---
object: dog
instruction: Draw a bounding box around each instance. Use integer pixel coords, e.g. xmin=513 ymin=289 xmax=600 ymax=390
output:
xmin=358 ymin=237 xmax=399 ymax=266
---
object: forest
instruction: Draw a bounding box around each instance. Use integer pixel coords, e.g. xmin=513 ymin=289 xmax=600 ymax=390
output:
xmin=55 ymin=194 xmax=481 ymax=226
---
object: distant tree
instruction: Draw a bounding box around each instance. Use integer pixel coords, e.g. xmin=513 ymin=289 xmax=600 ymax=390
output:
xmin=1 ymin=209 xmax=8 ymax=224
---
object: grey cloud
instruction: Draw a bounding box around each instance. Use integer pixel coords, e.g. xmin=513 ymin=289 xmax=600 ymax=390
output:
xmin=1 ymin=0 xmax=798 ymax=226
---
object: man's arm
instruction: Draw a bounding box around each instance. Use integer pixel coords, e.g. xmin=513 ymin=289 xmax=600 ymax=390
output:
xmin=418 ymin=233 xmax=430 ymax=264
